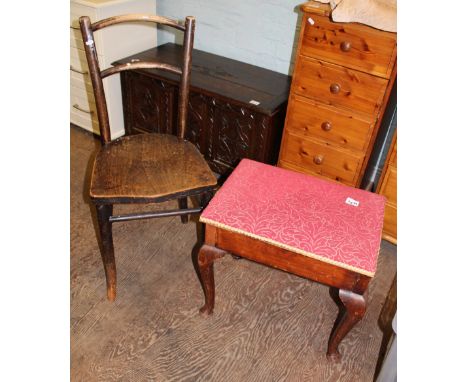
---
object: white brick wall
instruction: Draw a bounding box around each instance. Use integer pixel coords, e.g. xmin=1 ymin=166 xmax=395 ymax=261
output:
xmin=156 ymin=0 xmax=303 ymax=75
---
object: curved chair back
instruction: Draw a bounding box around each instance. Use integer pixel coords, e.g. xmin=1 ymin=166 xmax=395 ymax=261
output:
xmin=79 ymin=14 xmax=195 ymax=145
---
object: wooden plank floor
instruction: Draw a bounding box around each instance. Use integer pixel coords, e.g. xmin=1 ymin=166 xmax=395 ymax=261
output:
xmin=71 ymin=126 xmax=397 ymax=382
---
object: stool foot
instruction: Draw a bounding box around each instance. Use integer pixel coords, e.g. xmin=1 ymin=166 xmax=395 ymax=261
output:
xmin=197 ymin=244 xmax=226 ymax=315
xmin=327 ymin=289 xmax=366 ymax=359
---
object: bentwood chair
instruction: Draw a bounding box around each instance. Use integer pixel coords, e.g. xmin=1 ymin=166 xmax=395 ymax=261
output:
xmin=79 ymin=14 xmax=217 ymax=301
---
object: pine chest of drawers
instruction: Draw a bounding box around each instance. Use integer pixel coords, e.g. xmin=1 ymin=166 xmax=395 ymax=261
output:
xmin=278 ymin=1 xmax=397 ymax=187
xmin=70 ymin=0 xmax=157 ymax=139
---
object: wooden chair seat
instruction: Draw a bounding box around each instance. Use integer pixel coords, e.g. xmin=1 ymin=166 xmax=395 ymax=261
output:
xmin=90 ymin=133 xmax=218 ymax=203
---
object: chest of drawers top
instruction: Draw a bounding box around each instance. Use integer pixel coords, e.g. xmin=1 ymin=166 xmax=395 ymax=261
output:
xmin=300 ymin=1 xmax=397 ymax=79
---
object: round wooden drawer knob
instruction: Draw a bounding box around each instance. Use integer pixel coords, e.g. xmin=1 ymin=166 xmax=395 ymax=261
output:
xmin=330 ymin=83 xmax=341 ymax=94
xmin=340 ymin=41 xmax=352 ymax=52
xmin=313 ymin=155 xmax=324 ymax=165
xmin=321 ymin=121 xmax=332 ymax=131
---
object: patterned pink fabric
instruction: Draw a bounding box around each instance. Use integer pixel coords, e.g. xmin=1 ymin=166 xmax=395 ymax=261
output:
xmin=200 ymin=159 xmax=386 ymax=276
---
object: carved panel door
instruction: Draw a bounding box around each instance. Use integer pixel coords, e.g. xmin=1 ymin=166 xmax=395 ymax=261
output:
xmin=121 ymin=71 xmax=177 ymax=135
xmin=210 ymin=99 xmax=260 ymax=173
xmin=186 ymin=93 xmax=210 ymax=155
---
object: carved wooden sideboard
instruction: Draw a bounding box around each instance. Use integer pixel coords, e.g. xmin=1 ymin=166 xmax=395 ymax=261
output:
xmin=278 ymin=1 xmax=397 ymax=187
xmin=114 ymin=43 xmax=291 ymax=176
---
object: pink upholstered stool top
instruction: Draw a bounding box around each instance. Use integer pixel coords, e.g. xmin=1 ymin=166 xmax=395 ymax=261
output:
xmin=200 ymin=159 xmax=386 ymax=277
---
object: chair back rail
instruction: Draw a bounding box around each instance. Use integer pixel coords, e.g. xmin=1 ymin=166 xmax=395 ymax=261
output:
xmin=79 ymin=14 xmax=195 ymax=145
xmin=91 ymin=14 xmax=186 ymax=31
xmin=101 ymin=62 xmax=182 ymax=79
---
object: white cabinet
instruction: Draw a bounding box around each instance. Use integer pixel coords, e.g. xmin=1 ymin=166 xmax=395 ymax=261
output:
xmin=70 ymin=0 xmax=157 ymax=139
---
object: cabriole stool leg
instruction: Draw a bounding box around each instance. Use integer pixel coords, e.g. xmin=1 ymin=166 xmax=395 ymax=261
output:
xmin=327 ymin=289 xmax=366 ymax=360
xmin=197 ymin=244 xmax=225 ymax=315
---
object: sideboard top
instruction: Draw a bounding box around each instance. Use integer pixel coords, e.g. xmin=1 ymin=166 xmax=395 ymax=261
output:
xmin=113 ymin=43 xmax=291 ymax=115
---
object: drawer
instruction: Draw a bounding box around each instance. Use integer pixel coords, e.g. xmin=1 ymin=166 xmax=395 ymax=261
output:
xmin=70 ymin=89 xmax=99 ymax=134
xmin=70 ymin=26 xmax=84 ymax=50
xmin=70 ymin=104 xmax=99 ymax=134
xmin=70 ymin=2 xmax=97 ymax=28
xmin=381 ymin=166 xmax=397 ymax=205
xmin=71 ymin=106 xmax=100 ymax=134
xmin=301 ymin=13 xmax=396 ymax=79
xmin=70 ymin=3 xmax=102 ymax=51
xmin=70 ymin=67 xmax=93 ymax=92
xmin=279 ymin=132 xmax=363 ymax=184
xmin=71 ymin=91 xmax=98 ymax=125
xmin=382 ymin=203 xmax=397 ymax=242
xmin=71 ymin=80 xmax=95 ymax=104
xmin=278 ymin=160 xmax=345 ymax=185
xmin=286 ymin=94 xmax=373 ymax=152
xmin=70 ymin=47 xmax=89 ymax=76
xmin=70 ymin=47 xmax=105 ymax=76
xmin=293 ymin=56 xmax=388 ymax=116
xmin=292 ymin=56 xmax=388 ymax=114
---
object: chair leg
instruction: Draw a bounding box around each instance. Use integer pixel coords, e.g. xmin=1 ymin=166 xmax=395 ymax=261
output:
xmin=95 ymin=204 xmax=117 ymax=302
xmin=200 ymin=191 xmax=213 ymax=209
xmin=178 ymin=197 xmax=188 ymax=223
xmin=327 ymin=289 xmax=366 ymax=360
xmin=197 ymin=244 xmax=226 ymax=315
